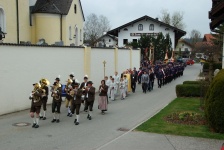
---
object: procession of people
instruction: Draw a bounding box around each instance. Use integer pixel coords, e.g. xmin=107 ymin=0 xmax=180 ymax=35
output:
xmin=29 ymin=61 xmax=185 ymax=128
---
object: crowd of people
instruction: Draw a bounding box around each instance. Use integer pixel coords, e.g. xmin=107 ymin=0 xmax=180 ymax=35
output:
xmin=29 ymin=61 xmax=185 ymax=128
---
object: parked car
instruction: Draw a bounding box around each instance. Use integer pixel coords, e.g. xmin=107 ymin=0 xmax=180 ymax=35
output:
xmin=186 ymin=59 xmax=194 ymax=65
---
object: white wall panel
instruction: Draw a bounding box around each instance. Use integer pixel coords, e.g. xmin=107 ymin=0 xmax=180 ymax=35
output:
xmin=0 ymin=45 xmax=140 ymax=115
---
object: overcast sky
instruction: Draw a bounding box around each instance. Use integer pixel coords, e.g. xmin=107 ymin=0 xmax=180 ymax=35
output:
xmin=81 ymin=0 xmax=212 ymax=38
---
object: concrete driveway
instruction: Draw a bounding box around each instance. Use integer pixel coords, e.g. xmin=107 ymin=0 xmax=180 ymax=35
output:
xmin=0 ymin=64 xmax=223 ymax=150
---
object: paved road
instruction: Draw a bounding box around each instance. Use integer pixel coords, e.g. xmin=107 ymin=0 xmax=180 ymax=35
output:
xmin=0 ymin=64 xmax=223 ymax=150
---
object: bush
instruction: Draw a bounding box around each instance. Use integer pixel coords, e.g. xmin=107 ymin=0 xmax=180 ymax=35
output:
xmin=205 ymin=69 xmax=224 ymax=133
xmin=183 ymin=81 xmax=201 ymax=85
xmin=203 ymin=62 xmax=222 ymax=71
xmin=176 ymin=84 xmax=200 ymax=97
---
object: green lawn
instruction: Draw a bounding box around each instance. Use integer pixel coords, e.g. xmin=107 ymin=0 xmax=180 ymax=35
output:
xmin=136 ymin=97 xmax=224 ymax=139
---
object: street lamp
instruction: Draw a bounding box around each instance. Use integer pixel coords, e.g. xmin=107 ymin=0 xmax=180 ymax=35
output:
xmin=103 ymin=60 xmax=106 ymax=78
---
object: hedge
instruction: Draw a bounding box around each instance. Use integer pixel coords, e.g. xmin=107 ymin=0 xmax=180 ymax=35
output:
xmin=176 ymin=84 xmax=200 ymax=97
xmin=183 ymin=81 xmax=201 ymax=85
xmin=205 ymin=69 xmax=224 ymax=133
xmin=203 ymin=62 xmax=222 ymax=71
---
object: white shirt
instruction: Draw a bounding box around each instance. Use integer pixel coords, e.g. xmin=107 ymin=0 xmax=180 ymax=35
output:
xmin=106 ymin=79 xmax=111 ymax=87
xmin=113 ymin=75 xmax=120 ymax=84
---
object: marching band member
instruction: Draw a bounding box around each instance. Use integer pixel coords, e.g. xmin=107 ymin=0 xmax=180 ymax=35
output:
xmin=29 ymin=83 xmax=43 ymax=128
xmin=39 ymin=79 xmax=49 ymax=120
xmin=64 ymin=78 xmax=73 ymax=117
xmin=84 ymin=81 xmax=95 ymax=120
xmin=98 ymin=80 xmax=108 ymax=115
xmin=119 ymin=78 xmax=126 ymax=100
xmin=51 ymin=77 xmax=62 ymax=123
xmin=70 ymin=83 xmax=83 ymax=125
xmin=80 ymin=76 xmax=88 ymax=112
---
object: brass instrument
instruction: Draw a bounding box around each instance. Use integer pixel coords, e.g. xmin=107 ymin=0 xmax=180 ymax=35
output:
xmin=39 ymin=78 xmax=50 ymax=97
xmin=51 ymin=82 xmax=61 ymax=100
xmin=31 ymin=83 xmax=42 ymax=103
xmin=65 ymin=79 xmax=73 ymax=94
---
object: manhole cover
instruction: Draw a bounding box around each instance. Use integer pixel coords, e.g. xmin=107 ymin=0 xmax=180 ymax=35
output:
xmin=117 ymin=127 xmax=129 ymax=132
xmin=12 ymin=122 xmax=31 ymax=127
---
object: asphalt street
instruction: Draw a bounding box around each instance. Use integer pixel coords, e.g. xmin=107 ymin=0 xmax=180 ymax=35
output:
xmin=0 ymin=64 xmax=222 ymax=150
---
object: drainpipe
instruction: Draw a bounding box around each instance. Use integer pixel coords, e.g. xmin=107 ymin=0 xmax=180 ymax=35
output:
xmin=16 ymin=0 xmax=19 ymax=44
xmin=60 ymin=14 xmax=62 ymax=41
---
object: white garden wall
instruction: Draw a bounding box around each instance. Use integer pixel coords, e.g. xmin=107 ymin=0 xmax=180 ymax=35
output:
xmin=0 ymin=45 xmax=140 ymax=115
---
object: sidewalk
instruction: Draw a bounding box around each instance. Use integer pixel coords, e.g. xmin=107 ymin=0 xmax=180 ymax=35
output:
xmin=98 ymin=131 xmax=223 ymax=150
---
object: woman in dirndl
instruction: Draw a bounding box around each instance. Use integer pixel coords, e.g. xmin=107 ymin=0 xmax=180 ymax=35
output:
xmin=98 ymin=80 xmax=108 ymax=115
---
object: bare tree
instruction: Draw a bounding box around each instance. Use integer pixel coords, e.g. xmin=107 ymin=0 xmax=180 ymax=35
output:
xmin=84 ymin=13 xmax=111 ymax=47
xmin=171 ymin=11 xmax=185 ymax=29
xmin=190 ymin=29 xmax=202 ymax=45
xmin=159 ymin=9 xmax=185 ymax=30
xmin=160 ymin=9 xmax=171 ymax=25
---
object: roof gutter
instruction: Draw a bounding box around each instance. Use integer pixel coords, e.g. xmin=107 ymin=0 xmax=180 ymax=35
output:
xmin=16 ymin=0 xmax=19 ymax=44
xmin=60 ymin=14 xmax=62 ymax=41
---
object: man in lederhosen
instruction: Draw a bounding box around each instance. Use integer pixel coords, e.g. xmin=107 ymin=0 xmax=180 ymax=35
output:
xmin=71 ymin=83 xmax=83 ymax=125
xmin=29 ymin=83 xmax=43 ymax=128
xmin=39 ymin=79 xmax=49 ymax=120
xmin=51 ymin=78 xmax=62 ymax=123
xmin=84 ymin=81 xmax=95 ymax=120
xmin=80 ymin=76 xmax=88 ymax=112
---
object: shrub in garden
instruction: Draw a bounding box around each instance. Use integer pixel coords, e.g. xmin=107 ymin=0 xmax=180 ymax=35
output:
xmin=203 ymin=62 xmax=222 ymax=71
xmin=205 ymin=69 xmax=224 ymax=133
xmin=183 ymin=81 xmax=201 ymax=85
xmin=176 ymin=84 xmax=200 ymax=97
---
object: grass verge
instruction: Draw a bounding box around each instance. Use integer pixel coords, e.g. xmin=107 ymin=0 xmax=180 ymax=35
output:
xmin=136 ymin=97 xmax=224 ymax=140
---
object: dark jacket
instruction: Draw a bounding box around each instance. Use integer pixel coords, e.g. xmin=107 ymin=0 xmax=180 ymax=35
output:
xmin=131 ymin=73 xmax=137 ymax=83
xmin=99 ymin=85 xmax=108 ymax=96
xmin=72 ymin=88 xmax=83 ymax=104
xmin=85 ymin=86 xmax=95 ymax=102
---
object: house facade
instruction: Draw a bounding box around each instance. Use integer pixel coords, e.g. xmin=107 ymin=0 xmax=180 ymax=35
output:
xmin=107 ymin=15 xmax=186 ymax=49
xmin=175 ymin=39 xmax=193 ymax=58
xmin=97 ymin=34 xmax=117 ymax=47
xmin=0 ymin=0 xmax=85 ymax=46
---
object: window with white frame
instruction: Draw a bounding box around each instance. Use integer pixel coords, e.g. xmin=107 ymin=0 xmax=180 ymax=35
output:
xmin=0 ymin=7 xmax=6 ymax=32
xmin=149 ymin=24 xmax=154 ymax=31
xmin=80 ymin=29 xmax=82 ymax=41
xmin=138 ymin=24 xmax=143 ymax=31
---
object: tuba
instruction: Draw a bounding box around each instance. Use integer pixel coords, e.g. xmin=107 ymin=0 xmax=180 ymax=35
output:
xmin=31 ymin=83 xmax=42 ymax=103
xmin=52 ymin=82 xmax=61 ymax=100
xmin=39 ymin=78 xmax=50 ymax=97
xmin=65 ymin=79 xmax=73 ymax=94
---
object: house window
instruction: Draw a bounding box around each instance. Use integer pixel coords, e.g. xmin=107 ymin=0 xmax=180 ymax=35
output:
xmin=179 ymin=48 xmax=181 ymax=51
xmin=80 ymin=29 xmax=82 ymax=41
xmin=124 ymin=28 xmax=128 ymax=31
xmin=182 ymin=44 xmax=184 ymax=46
xmin=138 ymin=24 xmax=143 ymax=31
xmin=69 ymin=26 xmax=72 ymax=40
xmin=0 ymin=7 xmax=6 ymax=32
xmin=109 ymin=39 xmax=111 ymax=42
xmin=123 ymin=39 xmax=128 ymax=45
xmin=185 ymin=48 xmax=189 ymax=51
xmin=149 ymin=24 xmax=154 ymax=30
xmin=133 ymin=39 xmax=137 ymax=43
xmin=74 ymin=4 xmax=77 ymax=14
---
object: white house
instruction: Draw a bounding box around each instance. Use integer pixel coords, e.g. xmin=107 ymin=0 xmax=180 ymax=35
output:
xmin=97 ymin=34 xmax=117 ymax=47
xmin=107 ymin=15 xmax=186 ymax=49
xmin=175 ymin=39 xmax=193 ymax=58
